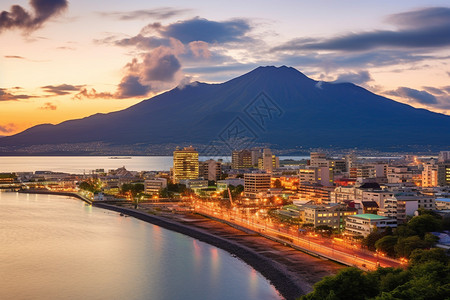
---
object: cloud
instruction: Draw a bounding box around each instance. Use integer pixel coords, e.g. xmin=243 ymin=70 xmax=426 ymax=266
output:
xmin=0 ymin=0 xmax=68 ymax=33
xmin=116 ymin=75 xmax=151 ymax=98
xmin=188 ymin=41 xmax=211 ymax=58
xmin=386 ymin=87 xmax=438 ymax=105
xmin=141 ymin=49 xmax=181 ymax=81
xmin=4 ymin=55 xmax=25 ymax=59
xmin=112 ymin=34 xmax=173 ymax=50
xmin=0 ymin=88 xmax=34 ymax=101
xmin=73 ymin=88 xmax=114 ymax=100
xmin=272 ymin=7 xmax=450 ymax=52
xmin=422 ymin=86 xmax=447 ymax=96
xmin=0 ymin=123 xmax=17 ymax=134
xmin=385 ymin=7 xmax=450 ymax=29
xmin=333 ymin=70 xmax=373 ymax=85
xmin=160 ymin=17 xmax=251 ymax=44
xmin=99 ymin=7 xmax=190 ymax=21
xmin=41 ymin=84 xmax=84 ymax=95
xmin=39 ymin=102 xmax=57 ymax=110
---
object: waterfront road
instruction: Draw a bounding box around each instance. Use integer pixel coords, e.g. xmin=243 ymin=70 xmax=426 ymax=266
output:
xmin=194 ymin=204 xmax=403 ymax=271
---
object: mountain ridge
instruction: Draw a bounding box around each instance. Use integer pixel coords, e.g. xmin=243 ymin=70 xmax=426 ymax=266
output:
xmin=1 ymin=66 xmax=450 ymax=153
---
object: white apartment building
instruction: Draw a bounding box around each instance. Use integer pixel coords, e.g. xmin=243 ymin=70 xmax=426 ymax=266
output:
xmin=345 ymin=214 xmax=397 ymax=237
xmin=379 ymin=193 xmax=435 ymax=223
xmin=387 ymin=167 xmax=413 ymax=184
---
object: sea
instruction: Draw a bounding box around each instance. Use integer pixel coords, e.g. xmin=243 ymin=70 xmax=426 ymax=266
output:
xmin=0 ymin=155 xmax=309 ymax=174
xmin=0 ymin=192 xmax=281 ymax=300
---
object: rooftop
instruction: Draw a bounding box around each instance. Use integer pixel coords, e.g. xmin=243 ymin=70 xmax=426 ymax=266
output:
xmin=350 ymin=214 xmax=389 ymax=220
xmin=436 ymin=198 xmax=450 ymax=203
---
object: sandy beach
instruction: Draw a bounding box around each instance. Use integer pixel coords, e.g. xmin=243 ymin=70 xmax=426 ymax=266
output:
xmin=94 ymin=202 xmax=344 ymax=300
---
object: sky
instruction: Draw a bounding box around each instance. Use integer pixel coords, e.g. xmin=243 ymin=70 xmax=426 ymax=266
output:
xmin=1 ymin=0 xmax=450 ymax=135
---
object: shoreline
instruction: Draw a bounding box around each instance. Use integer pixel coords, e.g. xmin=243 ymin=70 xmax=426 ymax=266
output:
xmin=94 ymin=202 xmax=343 ymax=300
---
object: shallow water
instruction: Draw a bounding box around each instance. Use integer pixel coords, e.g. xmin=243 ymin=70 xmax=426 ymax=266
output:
xmin=0 ymin=192 xmax=281 ymax=300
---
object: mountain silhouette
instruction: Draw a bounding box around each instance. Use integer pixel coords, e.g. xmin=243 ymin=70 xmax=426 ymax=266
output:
xmin=2 ymin=66 xmax=450 ymax=153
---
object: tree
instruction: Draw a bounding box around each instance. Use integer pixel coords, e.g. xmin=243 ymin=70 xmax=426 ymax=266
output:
xmin=315 ymin=225 xmax=333 ymax=236
xmin=407 ymin=214 xmax=442 ymax=238
xmin=375 ymin=235 xmax=398 ymax=257
xmin=301 ymin=268 xmax=378 ymax=300
xmin=394 ymin=236 xmax=428 ymax=258
xmin=273 ymin=179 xmax=282 ymax=188
xmin=409 ymin=248 xmax=448 ymax=267
xmin=301 ymin=249 xmax=450 ymax=300
xmin=362 ymin=230 xmax=386 ymax=251
xmin=121 ymin=183 xmax=145 ymax=208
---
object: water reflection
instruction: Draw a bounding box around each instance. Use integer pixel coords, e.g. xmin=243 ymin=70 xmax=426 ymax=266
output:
xmin=0 ymin=192 xmax=281 ymax=300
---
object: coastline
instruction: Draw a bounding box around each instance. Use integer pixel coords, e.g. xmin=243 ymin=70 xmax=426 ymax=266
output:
xmin=94 ymin=202 xmax=343 ymax=300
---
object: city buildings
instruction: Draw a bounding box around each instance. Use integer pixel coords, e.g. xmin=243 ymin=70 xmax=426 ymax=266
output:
xmin=199 ymin=159 xmax=222 ymax=181
xmin=144 ymin=178 xmax=167 ymax=195
xmin=173 ymin=146 xmax=199 ymax=182
xmin=345 ymin=214 xmax=397 ymax=237
xmin=435 ymin=198 xmax=450 ymax=210
xmin=258 ymin=148 xmax=279 ymax=173
xmin=244 ymin=173 xmax=271 ymax=197
xmin=232 ymin=150 xmax=253 ymax=169
xmin=379 ymin=193 xmax=435 ymax=223
xmin=422 ymin=162 xmax=438 ymax=187
xmin=437 ymin=162 xmax=450 ymax=186
xmin=298 ymin=203 xmax=357 ymax=232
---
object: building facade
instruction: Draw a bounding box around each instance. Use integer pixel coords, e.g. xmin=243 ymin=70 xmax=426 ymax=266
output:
xmin=173 ymin=146 xmax=199 ymax=182
xmin=244 ymin=173 xmax=271 ymax=197
xmin=345 ymin=214 xmax=397 ymax=237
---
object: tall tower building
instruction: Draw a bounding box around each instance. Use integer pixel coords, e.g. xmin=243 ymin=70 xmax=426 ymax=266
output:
xmin=232 ymin=150 xmax=253 ymax=169
xmin=262 ymin=148 xmax=274 ymax=173
xmin=173 ymin=146 xmax=199 ymax=182
xmin=422 ymin=163 xmax=438 ymax=187
xmin=438 ymin=163 xmax=450 ymax=187
xmin=199 ymin=159 xmax=222 ymax=181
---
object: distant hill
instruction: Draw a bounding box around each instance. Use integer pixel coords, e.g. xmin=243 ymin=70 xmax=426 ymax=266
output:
xmin=1 ymin=66 xmax=450 ymax=154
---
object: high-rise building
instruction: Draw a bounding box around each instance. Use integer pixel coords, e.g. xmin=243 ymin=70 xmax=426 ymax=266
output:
xmin=173 ymin=146 xmax=199 ymax=182
xmin=258 ymin=148 xmax=278 ymax=173
xmin=422 ymin=163 xmax=438 ymax=187
xmin=251 ymin=149 xmax=262 ymax=166
xmin=345 ymin=153 xmax=357 ymax=172
xmin=199 ymin=159 xmax=222 ymax=181
xmin=438 ymin=163 xmax=450 ymax=186
xmin=310 ymin=152 xmax=328 ymax=167
xmin=231 ymin=150 xmax=253 ymax=169
xmin=438 ymin=151 xmax=450 ymax=162
xmin=244 ymin=173 xmax=271 ymax=196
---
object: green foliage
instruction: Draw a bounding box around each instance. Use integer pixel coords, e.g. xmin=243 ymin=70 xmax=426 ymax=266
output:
xmin=364 ymin=212 xmax=444 ymax=259
xmin=394 ymin=236 xmax=429 ymax=258
xmin=409 ymin=248 xmax=448 ymax=267
xmin=79 ymin=179 xmax=102 ymax=193
xmin=223 ymin=184 xmax=244 ymax=199
xmin=375 ymin=236 xmax=398 ymax=257
xmin=121 ymin=183 xmax=144 ymax=197
xmin=301 ymin=249 xmax=450 ymax=300
xmin=301 ymin=268 xmax=378 ymax=300
xmin=363 ymin=230 xmax=387 ymax=251
xmin=407 ymin=214 xmax=442 ymax=238
xmin=0 ymin=173 xmax=16 ymax=179
xmin=167 ymin=183 xmax=186 ymax=193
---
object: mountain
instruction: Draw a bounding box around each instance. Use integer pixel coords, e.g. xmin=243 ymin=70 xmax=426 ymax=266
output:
xmin=1 ymin=66 xmax=450 ymax=154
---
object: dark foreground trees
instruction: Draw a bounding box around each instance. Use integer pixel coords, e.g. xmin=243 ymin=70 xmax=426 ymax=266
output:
xmin=300 ymin=248 xmax=450 ymax=300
